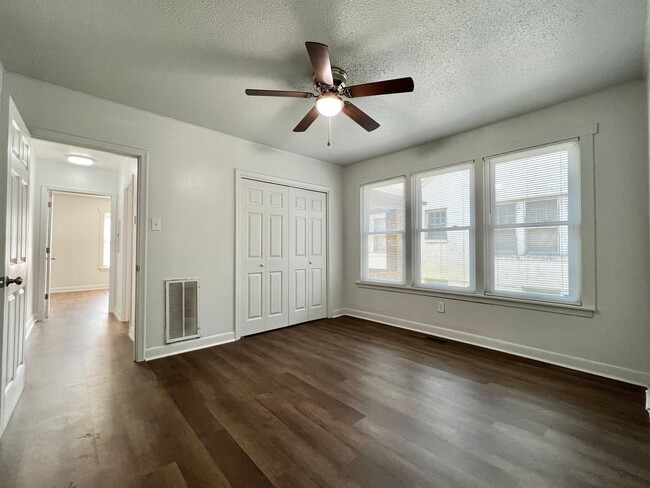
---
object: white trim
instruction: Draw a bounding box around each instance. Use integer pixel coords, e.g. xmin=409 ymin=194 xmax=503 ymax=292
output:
xmin=356 ymin=281 xmax=595 ymax=317
xmin=335 ymin=308 xmax=650 ymax=387
xmin=25 ymin=314 xmax=36 ymax=340
xmin=113 ymin=306 xmax=124 ymax=322
xmin=51 ymin=284 xmax=109 ymax=293
xmin=646 ymin=390 xmax=650 ymax=413
xmin=332 ymin=308 xmax=347 ymax=318
xmin=30 ymin=128 xmax=149 ymax=363
xmin=234 ymin=169 xmax=333 ymax=340
xmin=144 ymin=332 xmax=235 ymax=361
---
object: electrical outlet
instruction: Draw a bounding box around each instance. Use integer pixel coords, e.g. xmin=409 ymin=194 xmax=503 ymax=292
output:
xmin=437 ymin=301 xmax=445 ymax=313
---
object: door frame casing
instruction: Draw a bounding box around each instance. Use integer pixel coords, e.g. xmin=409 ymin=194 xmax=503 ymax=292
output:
xmin=29 ymin=128 xmax=148 ymax=362
xmin=39 ymin=188 xmax=113 ymax=317
xmin=234 ymin=169 xmax=332 ymax=340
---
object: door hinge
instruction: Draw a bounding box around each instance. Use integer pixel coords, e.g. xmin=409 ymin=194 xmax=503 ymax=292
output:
xmin=45 ymin=293 xmax=49 ymax=300
xmin=48 ymin=201 xmax=52 ymax=208
xmin=46 ymin=247 xmax=50 ymax=254
xmin=136 ymin=264 xmax=140 ymax=272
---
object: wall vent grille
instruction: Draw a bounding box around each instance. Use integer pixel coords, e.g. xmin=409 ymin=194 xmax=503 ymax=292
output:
xmin=165 ymin=278 xmax=201 ymax=343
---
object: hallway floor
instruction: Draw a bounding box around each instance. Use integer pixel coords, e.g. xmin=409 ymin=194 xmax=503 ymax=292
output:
xmin=0 ymin=291 xmax=649 ymax=487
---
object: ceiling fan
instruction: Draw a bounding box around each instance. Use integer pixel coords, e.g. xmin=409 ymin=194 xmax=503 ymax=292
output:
xmin=245 ymin=42 xmax=414 ymax=133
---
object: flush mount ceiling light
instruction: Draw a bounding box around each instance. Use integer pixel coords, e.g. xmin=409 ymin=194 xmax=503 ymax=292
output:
xmin=315 ymin=94 xmax=344 ymax=117
xmin=245 ymin=41 xmax=414 ymax=133
xmin=67 ymin=155 xmax=94 ymax=166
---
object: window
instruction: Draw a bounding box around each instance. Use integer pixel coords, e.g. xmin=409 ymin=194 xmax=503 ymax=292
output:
xmin=357 ymin=135 xmax=591 ymax=311
xmin=100 ymin=211 xmax=111 ymax=269
xmin=361 ymin=178 xmax=405 ymax=284
xmin=425 ymin=209 xmax=447 ymax=240
xmin=415 ymin=163 xmax=474 ymax=291
xmin=486 ymin=140 xmax=580 ymax=303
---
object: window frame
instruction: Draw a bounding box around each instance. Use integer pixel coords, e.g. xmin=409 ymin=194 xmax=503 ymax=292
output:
xmin=413 ymin=161 xmax=476 ymax=292
xmin=485 ymin=139 xmax=582 ymax=305
xmin=360 ymin=176 xmax=407 ymax=285
xmin=356 ymin=124 xmax=597 ymax=316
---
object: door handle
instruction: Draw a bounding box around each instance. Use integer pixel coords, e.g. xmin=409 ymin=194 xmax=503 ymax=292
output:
xmin=6 ymin=276 xmax=23 ymax=286
xmin=260 ymin=264 xmax=264 ymax=267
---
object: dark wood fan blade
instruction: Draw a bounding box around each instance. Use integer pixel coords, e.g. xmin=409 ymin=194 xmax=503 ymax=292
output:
xmin=293 ymin=106 xmax=320 ymax=132
xmin=346 ymin=77 xmax=414 ymax=98
xmin=342 ymin=102 xmax=380 ymax=131
xmin=245 ymin=89 xmax=313 ymax=98
xmin=305 ymin=42 xmax=334 ymax=86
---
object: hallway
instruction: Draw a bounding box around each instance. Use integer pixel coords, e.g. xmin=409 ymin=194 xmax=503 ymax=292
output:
xmin=0 ymin=290 xmax=142 ymax=486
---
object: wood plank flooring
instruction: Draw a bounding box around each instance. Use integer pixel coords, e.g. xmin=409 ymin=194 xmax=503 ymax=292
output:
xmin=0 ymin=290 xmax=649 ymax=487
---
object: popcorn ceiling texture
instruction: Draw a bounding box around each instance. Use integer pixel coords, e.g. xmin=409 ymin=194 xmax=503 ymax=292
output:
xmin=0 ymin=0 xmax=645 ymax=165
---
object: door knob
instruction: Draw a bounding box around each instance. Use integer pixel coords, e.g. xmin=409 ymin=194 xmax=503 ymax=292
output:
xmin=260 ymin=264 xmax=264 ymax=267
xmin=6 ymin=276 xmax=23 ymax=286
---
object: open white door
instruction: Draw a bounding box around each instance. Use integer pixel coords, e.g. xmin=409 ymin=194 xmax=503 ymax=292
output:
xmin=44 ymin=190 xmax=53 ymax=318
xmin=1 ymin=100 xmax=30 ymax=436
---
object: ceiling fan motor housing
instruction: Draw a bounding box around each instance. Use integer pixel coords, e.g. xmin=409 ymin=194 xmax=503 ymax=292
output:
xmin=313 ymin=67 xmax=348 ymax=93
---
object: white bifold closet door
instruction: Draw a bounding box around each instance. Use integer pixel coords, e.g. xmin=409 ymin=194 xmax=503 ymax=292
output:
xmin=239 ymin=179 xmax=327 ymax=337
xmin=239 ymin=179 xmax=289 ymax=336
xmin=288 ymin=188 xmax=327 ymax=324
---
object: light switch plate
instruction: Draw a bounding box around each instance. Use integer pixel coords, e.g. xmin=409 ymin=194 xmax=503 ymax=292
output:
xmin=437 ymin=301 xmax=445 ymax=313
xmin=151 ymin=218 xmax=162 ymax=231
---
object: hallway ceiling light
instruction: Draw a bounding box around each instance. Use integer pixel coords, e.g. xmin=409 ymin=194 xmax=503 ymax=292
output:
xmin=67 ymin=155 xmax=94 ymax=166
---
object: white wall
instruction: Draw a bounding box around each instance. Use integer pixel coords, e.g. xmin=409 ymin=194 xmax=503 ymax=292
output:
xmin=50 ymin=192 xmax=111 ymax=292
xmin=3 ymin=73 xmax=343 ymax=359
xmin=29 ymin=158 xmax=120 ymax=316
xmin=341 ymin=81 xmax=650 ymax=386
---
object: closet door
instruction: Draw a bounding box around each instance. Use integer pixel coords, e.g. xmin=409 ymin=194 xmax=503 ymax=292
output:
xmin=239 ymin=179 xmax=289 ymax=336
xmin=289 ymin=188 xmax=310 ymax=325
xmin=308 ymin=191 xmax=327 ymax=320
xmin=264 ymin=184 xmax=289 ymax=331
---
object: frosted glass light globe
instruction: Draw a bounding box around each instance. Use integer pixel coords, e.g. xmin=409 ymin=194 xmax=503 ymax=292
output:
xmin=315 ymin=94 xmax=344 ymax=117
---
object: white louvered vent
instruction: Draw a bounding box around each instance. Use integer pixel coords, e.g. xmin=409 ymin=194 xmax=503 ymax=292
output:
xmin=165 ymin=278 xmax=201 ymax=343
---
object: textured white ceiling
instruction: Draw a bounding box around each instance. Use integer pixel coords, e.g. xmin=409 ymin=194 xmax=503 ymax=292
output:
xmin=0 ymin=1 xmax=646 ymax=165
xmin=32 ymin=138 xmax=135 ymax=171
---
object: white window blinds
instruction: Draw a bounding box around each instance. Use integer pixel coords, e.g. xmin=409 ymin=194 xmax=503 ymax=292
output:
xmin=414 ymin=163 xmax=475 ymax=291
xmin=361 ymin=177 xmax=405 ymax=284
xmin=486 ymin=140 xmax=581 ymax=303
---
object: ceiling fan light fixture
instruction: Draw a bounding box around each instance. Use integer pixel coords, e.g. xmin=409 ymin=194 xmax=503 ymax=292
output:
xmin=67 ymin=155 xmax=94 ymax=166
xmin=315 ymin=94 xmax=343 ymax=117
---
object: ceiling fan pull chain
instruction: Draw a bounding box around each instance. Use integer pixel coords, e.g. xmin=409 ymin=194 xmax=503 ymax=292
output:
xmin=327 ymin=116 xmax=332 ymax=156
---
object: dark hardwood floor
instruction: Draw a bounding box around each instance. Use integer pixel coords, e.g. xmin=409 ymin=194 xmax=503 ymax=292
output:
xmin=1 ymin=291 xmax=649 ymax=487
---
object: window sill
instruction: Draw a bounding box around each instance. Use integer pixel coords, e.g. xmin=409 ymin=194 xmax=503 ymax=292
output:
xmin=355 ymin=281 xmax=595 ymax=317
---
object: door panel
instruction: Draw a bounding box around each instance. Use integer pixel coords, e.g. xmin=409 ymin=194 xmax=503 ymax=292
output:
xmin=264 ymin=184 xmax=288 ymax=331
xmin=1 ymin=100 xmax=30 ymax=436
xmin=294 ymin=269 xmax=307 ymax=311
xmin=247 ymin=213 xmax=263 ymax=258
xmin=308 ymin=192 xmax=327 ymax=320
xmin=239 ymin=180 xmax=266 ymax=336
xmin=247 ymin=273 xmax=263 ymax=319
xmin=239 ymin=180 xmax=289 ymax=335
xmin=288 ymin=188 xmax=310 ymax=325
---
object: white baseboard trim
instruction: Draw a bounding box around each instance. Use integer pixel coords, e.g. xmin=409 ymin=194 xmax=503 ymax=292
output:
xmin=25 ymin=314 xmax=37 ymax=340
xmin=51 ymin=284 xmax=109 ymax=293
xmin=113 ymin=306 xmax=124 ymax=322
xmin=646 ymin=390 xmax=650 ymax=412
xmin=144 ymin=332 xmax=236 ymax=361
xmin=335 ymin=308 xmax=650 ymax=388
xmin=332 ymin=308 xmax=347 ymax=318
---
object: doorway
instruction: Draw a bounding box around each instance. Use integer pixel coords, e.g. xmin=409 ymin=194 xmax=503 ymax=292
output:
xmin=31 ymin=138 xmax=141 ymax=357
xmin=44 ymin=191 xmax=112 ymax=316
